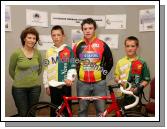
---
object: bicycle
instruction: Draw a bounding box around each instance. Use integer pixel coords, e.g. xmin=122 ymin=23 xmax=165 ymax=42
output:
xmin=26 ymin=80 xmax=146 ymax=117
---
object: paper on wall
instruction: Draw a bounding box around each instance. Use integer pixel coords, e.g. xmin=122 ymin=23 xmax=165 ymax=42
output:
xmin=37 ymin=35 xmax=53 ymax=50
xmin=99 ymin=34 xmax=119 ymax=49
xmin=71 ymin=29 xmax=83 ymax=49
xmin=139 ymin=8 xmax=155 ymax=32
xmin=105 ymin=14 xmax=126 ymax=29
xmin=51 ymin=13 xmax=105 ymax=27
xmin=26 ymin=9 xmax=48 ymax=27
xmin=5 ymin=6 xmax=12 ymax=31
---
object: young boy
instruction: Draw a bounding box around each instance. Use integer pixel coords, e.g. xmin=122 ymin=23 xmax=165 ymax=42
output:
xmin=114 ymin=36 xmax=151 ymax=106
xmin=43 ymin=25 xmax=76 ymax=116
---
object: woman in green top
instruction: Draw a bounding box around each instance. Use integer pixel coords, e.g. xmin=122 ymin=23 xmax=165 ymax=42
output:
xmin=9 ymin=27 xmax=42 ymax=116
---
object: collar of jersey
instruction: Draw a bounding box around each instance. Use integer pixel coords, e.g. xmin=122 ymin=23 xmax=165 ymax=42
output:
xmin=83 ymin=35 xmax=97 ymax=44
xmin=126 ymin=56 xmax=139 ymax=62
xmin=52 ymin=44 xmax=67 ymax=53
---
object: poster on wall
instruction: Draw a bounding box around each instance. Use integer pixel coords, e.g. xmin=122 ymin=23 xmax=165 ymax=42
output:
xmin=71 ymin=29 xmax=83 ymax=49
xmin=5 ymin=6 xmax=12 ymax=31
xmin=51 ymin=13 xmax=105 ymax=27
xmin=26 ymin=9 xmax=48 ymax=27
xmin=139 ymin=8 xmax=155 ymax=32
xmin=98 ymin=34 xmax=119 ymax=49
xmin=105 ymin=14 xmax=126 ymax=29
xmin=37 ymin=35 xmax=53 ymax=50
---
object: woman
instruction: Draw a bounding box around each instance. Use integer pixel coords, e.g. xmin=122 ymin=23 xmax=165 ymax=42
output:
xmin=9 ymin=26 xmax=42 ymax=117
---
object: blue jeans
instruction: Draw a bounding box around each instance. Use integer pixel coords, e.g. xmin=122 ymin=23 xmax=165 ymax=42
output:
xmin=77 ymin=80 xmax=107 ymax=117
xmin=12 ymin=86 xmax=41 ymax=117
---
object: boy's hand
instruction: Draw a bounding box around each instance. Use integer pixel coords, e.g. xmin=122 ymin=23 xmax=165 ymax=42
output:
xmin=131 ymin=84 xmax=144 ymax=96
xmin=45 ymin=87 xmax=50 ymax=96
xmin=120 ymin=81 xmax=127 ymax=88
xmin=64 ymin=79 xmax=73 ymax=86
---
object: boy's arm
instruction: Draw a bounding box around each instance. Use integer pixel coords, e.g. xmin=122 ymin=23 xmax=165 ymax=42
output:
xmin=114 ymin=61 xmax=120 ymax=83
xmin=140 ymin=62 xmax=151 ymax=87
xmin=67 ymin=49 xmax=77 ymax=80
xmin=72 ymin=43 xmax=77 ymax=58
xmin=103 ymin=43 xmax=113 ymax=74
xmin=132 ymin=62 xmax=151 ymax=96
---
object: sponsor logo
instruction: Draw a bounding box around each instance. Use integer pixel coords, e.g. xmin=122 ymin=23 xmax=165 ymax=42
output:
xmin=92 ymin=43 xmax=99 ymax=48
xmin=79 ymin=53 xmax=99 ymax=59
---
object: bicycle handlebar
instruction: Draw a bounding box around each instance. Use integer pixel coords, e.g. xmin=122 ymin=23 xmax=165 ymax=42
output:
xmin=108 ymin=80 xmax=139 ymax=110
xmin=119 ymin=85 xmax=139 ymax=110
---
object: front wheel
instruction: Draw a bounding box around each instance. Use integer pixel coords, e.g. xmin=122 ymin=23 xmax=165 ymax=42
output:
xmin=26 ymin=102 xmax=65 ymax=117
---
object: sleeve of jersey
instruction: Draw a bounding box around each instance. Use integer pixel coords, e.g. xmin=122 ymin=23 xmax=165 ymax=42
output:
xmin=114 ymin=61 xmax=120 ymax=79
xmin=69 ymin=49 xmax=76 ymax=69
xmin=66 ymin=49 xmax=77 ymax=81
xmin=72 ymin=44 xmax=77 ymax=58
xmin=141 ymin=62 xmax=151 ymax=82
xmin=103 ymin=43 xmax=113 ymax=73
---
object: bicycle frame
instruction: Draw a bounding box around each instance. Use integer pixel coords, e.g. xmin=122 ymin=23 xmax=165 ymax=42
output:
xmin=56 ymin=90 xmax=121 ymax=117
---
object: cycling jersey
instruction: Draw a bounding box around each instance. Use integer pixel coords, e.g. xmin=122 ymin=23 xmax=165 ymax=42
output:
xmin=73 ymin=36 xmax=113 ymax=83
xmin=43 ymin=44 xmax=76 ymax=88
xmin=114 ymin=56 xmax=150 ymax=84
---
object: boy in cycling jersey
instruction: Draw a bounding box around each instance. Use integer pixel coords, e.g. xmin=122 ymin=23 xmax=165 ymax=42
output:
xmin=43 ymin=25 xmax=76 ymax=116
xmin=114 ymin=36 xmax=151 ymax=107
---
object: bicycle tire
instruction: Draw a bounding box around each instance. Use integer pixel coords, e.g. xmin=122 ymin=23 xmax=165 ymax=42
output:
xmin=26 ymin=102 xmax=65 ymax=117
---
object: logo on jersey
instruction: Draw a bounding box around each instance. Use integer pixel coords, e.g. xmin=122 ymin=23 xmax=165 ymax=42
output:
xmin=79 ymin=53 xmax=99 ymax=59
xmin=92 ymin=43 xmax=99 ymax=48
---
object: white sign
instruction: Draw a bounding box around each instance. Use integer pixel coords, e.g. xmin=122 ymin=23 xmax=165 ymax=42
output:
xmin=26 ymin=9 xmax=48 ymax=27
xmin=105 ymin=14 xmax=126 ymax=29
xmin=51 ymin=13 xmax=105 ymax=27
xmin=37 ymin=35 xmax=53 ymax=50
xmin=99 ymin=34 xmax=119 ymax=49
xmin=5 ymin=6 xmax=12 ymax=31
xmin=139 ymin=8 xmax=155 ymax=32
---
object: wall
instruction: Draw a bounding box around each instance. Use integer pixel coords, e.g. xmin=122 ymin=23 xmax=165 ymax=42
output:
xmin=5 ymin=5 xmax=155 ymax=116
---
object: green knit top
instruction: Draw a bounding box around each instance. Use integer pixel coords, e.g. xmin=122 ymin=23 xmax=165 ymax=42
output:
xmin=9 ymin=48 xmax=42 ymax=88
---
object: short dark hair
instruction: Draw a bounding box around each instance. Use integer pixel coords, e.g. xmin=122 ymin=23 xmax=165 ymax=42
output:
xmin=124 ymin=36 xmax=139 ymax=47
xmin=20 ymin=26 xmax=39 ymax=46
xmin=51 ymin=25 xmax=64 ymax=35
xmin=81 ymin=18 xmax=97 ymax=30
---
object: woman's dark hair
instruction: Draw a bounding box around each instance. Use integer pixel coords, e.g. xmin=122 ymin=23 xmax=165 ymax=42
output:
xmin=20 ymin=26 xmax=39 ymax=46
xmin=81 ymin=18 xmax=97 ymax=30
xmin=51 ymin=25 xmax=64 ymax=35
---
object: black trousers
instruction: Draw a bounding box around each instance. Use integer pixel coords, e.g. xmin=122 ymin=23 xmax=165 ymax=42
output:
xmin=49 ymin=86 xmax=72 ymax=117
